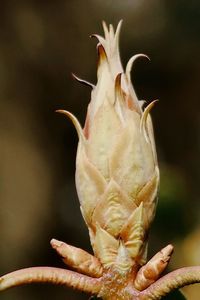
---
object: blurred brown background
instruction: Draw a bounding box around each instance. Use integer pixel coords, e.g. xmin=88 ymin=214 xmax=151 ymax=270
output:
xmin=0 ymin=1 xmax=200 ymax=299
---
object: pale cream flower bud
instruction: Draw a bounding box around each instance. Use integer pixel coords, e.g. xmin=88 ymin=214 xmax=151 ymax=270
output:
xmin=2 ymin=22 xmax=200 ymax=300
xmin=61 ymin=21 xmax=159 ymax=271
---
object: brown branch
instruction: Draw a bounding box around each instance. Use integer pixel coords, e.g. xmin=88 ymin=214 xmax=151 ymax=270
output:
xmin=140 ymin=266 xmax=200 ymax=299
xmin=0 ymin=267 xmax=102 ymax=294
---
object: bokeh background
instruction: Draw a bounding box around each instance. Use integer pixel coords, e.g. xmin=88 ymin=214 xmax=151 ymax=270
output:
xmin=0 ymin=1 xmax=200 ymax=299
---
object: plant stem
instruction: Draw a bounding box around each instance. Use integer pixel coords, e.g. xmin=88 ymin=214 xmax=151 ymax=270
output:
xmin=140 ymin=266 xmax=200 ymax=299
xmin=0 ymin=266 xmax=101 ymax=294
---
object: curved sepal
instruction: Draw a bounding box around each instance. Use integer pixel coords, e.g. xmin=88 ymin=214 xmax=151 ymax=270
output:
xmin=125 ymin=54 xmax=150 ymax=84
xmin=72 ymin=73 xmax=95 ymax=89
xmin=56 ymin=110 xmax=85 ymax=141
xmin=140 ymin=100 xmax=158 ymax=143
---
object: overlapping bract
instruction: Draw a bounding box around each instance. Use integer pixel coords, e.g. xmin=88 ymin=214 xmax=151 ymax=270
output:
xmin=74 ymin=21 xmax=159 ymax=271
xmin=1 ymin=21 xmax=200 ymax=300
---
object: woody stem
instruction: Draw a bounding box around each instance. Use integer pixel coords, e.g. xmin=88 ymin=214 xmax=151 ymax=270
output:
xmin=0 ymin=267 xmax=101 ymax=294
xmin=140 ymin=266 xmax=200 ymax=299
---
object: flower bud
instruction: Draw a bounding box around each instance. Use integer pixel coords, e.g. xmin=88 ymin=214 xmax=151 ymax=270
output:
xmin=62 ymin=21 xmax=159 ymax=271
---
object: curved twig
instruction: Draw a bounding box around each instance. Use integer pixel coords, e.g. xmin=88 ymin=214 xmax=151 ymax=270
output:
xmin=0 ymin=267 xmax=102 ymax=294
xmin=140 ymin=266 xmax=200 ymax=299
